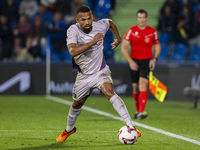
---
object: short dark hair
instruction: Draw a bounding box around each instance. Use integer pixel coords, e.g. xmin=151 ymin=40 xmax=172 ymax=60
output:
xmin=137 ymin=9 xmax=148 ymax=17
xmin=76 ymin=5 xmax=91 ymax=14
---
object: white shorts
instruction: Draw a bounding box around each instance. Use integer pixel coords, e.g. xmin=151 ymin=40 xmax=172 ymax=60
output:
xmin=72 ymin=65 xmax=113 ymax=101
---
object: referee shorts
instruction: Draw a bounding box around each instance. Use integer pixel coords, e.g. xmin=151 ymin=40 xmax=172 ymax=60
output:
xmin=129 ymin=59 xmax=150 ymax=83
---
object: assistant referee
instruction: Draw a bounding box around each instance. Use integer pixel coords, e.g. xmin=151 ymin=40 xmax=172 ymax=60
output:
xmin=121 ymin=9 xmax=161 ymax=119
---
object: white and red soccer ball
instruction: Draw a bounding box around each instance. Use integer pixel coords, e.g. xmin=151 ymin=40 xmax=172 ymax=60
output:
xmin=118 ymin=125 xmax=137 ymax=145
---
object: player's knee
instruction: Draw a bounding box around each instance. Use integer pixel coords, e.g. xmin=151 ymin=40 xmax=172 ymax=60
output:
xmin=139 ymin=83 xmax=148 ymax=91
xmin=72 ymin=101 xmax=84 ymax=109
xmin=104 ymin=90 xmax=115 ymax=100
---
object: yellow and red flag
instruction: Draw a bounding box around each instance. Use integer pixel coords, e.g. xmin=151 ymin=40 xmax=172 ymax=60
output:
xmin=149 ymin=71 xmax=167 ymax=102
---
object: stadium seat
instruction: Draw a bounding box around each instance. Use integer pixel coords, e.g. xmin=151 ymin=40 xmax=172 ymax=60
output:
xmin=42 ymin=35 xmax=72 ymax=62
xmin=157 ymin=44 xmax=169 ymax=62
xmin=170 ymin=43 xmax=188 ymax=62
xmin=159 ymin=33 xmax=171 ymax=44
xmin=188 ymin=44 xmax=200 ymax=62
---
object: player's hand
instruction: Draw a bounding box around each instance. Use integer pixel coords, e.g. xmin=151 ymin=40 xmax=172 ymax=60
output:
xmin=111 ymin=39 xmax=121 ymax=49
xmin=91 ymin=33 xmax=104 ymax=45
xmin=129 ymin=60 xmax=138 ymax=71
xmin=149 ymin=58 xmax=156 ymax=70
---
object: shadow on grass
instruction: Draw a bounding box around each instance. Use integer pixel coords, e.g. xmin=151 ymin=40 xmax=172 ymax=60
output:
xmin=5 ymin=142 xmax=124 ymax=150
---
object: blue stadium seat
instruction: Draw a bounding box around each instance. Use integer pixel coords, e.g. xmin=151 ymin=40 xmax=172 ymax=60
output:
xmin=157 ymin=44 xmax=169 ymax=62
xmin=95 ymin=0 xmax=112 ymax=19
xmin=42 ymin=35 xmax=72 ymax=62
xmin=188 ymin=44 xmax=200 ymax=62
xmin=159 ymin=33 xmax=171 ymax=44
xmin=50 ymin=50 xmax=71 ymax=62
xmin=170 ymin=43 xmax=188 ymax=62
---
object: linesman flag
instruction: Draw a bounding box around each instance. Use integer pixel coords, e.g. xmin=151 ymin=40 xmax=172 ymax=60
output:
xmin=149 ymin=71 xmax=167 ymax=102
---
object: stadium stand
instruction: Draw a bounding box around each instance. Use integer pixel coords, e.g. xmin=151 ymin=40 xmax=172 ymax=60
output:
xmin=170 ymin=43 xmax=188 ymax=62
xmin=159 ymin=33 xmax=171 ymax=45
xmin=157 ymin=44 xmax=169 ymax=62
xmin=1 ymin=0 xmax=200 ymax=63
xmin=188 ymin=44 xmax=200 ymax=62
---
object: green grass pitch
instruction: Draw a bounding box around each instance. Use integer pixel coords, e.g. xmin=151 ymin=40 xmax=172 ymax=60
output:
xmin=0 ymin=95 xmax=199 ymax=150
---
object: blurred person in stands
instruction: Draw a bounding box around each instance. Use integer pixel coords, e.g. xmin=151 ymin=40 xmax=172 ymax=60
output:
xmin=179 ymin=5 xmax=194 ymax=30
xmin=94 ymin=0 xmax=112 ymax=20
xmin=47 ymin=11 xmax=67 ymax=52
xmin=172 ymin=16 xmax=191 ymax=45
xmin=160 ymin=0 xmax=181 ymax=16
xmin=0 ymin=14 xmax=14 ymax=61
xmin=40 ymin=0 xmax=56 ymax=13
xmin=0 ymin=0 xmax=19 ymax=24
xmin=27 ymin=15 xmax=47 ymax=61
xmin=31 ymin=3 xmax=53 ymax=25
xmin=121 ymin=9 xmax=161 ymax=120
xmin=54 ymin=0 xmax=72 ymax=26
xmin=188 ymin=2 xmax=200 ymax=48
xmin=19 ymin=0 xmax=38 ymax=19
xmin=71 ymin=0 xmax=87 ymax=15
xmin=54 ymin=0 xmax=71 ymax=16
xmin=158 ymin=4 xmax=176 ymax=34
xmin=178 ymin=5 xmax=196 ymax=39
xmin=13 ymin=14 xmax=31 ymax=47
xmin=56 ymin=5 xmax=141 ymax=142
xmin=15 ymin=43 xmax=34 ymax=62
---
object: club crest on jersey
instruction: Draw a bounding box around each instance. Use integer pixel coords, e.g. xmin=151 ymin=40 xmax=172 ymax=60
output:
xmin=145 ymin=36 xmax=150 ymax=43
xmin=67 ymin=34 xmax=69 ymax=40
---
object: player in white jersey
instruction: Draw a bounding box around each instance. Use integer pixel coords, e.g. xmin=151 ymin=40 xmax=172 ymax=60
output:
xmin=56 ymin=5 xmax=141 ymax=142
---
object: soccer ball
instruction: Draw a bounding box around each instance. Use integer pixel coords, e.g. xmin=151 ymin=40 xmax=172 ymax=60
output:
xmin=118 ymin=125 xmax=137 ymax=145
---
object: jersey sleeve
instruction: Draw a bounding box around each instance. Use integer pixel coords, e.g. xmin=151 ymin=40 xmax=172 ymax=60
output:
xmin=123 ymin=28 xmax=132 ymax=42
xmin=153 ymin=30 xmax=160 ymax=45
xmin=98 ymin=19 xmax=110 ymax=33
xmin=66 ymin=25 xmax=78 ymax=45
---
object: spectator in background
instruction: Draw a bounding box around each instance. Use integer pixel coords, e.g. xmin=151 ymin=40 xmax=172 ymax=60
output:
xmin=172 ymin=16 xmax=191 ymax=45
xmin=19 ymin=0 xmax=38 ymax=19
xmin=87 ymin=0 xmax=96 ymax=12
xmin=71 ymin=0 xmax=87 ymax=14
xmin=54 ymin=0 xmax=73 ymax=26
xmin=179 ymin=5 xmax=196 ymax=37
xmin=40 ymin=0 xmax=56 ymax=13
xmin=27 ymin=15 xmax=47 ymax=61
xmin=95 ymin=0 xmax=112 ymax=19
xmin=15 ymin=43 xmax=34 ymax=62
xmin=13 ymin=14 xmax=31 ymax=47
xmin=0 ymin=14 xmax=14 ymax=61
xmin=160 ymin=0 xmax=182 ymax=19
xmin=31 ymin=3 xmax=53 ymax=25
xmin=190 ymin=0 xmax=199 ymax=13
xmin=54 ymin=0 xmax=71 ymax=16
xmin=187 ymin=1 xmax=200 ymax=48
xmin=179 ymin=5 xmax=194 ymax=27
xmin=0 ymin=0 xmax=19 ymax=24
xmin=158 ymin=4 xmax=176 ymax=34
xmin=47 ymin=11 xmax=67 ymax=52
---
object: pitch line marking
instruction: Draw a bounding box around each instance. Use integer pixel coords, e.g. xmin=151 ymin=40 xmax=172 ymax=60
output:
xmin=0 ymin=130 xmax=116 ymax=133
xmin=46 ymin=95 xmax=200 ymax=146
